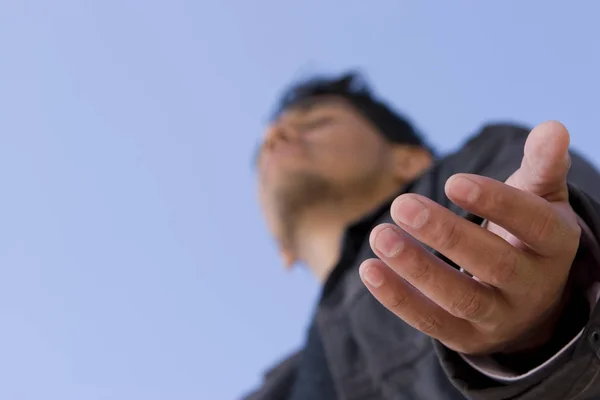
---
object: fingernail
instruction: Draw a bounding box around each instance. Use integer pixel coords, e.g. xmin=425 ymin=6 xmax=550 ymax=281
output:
xmin=361 ymin=264 xmax=384 ymax=288
xmin=450 ymin=176 xmax=481 ymax=203
xmin=375 ymin=228 xmax=404 ymax=257
xmin=394 ymin=197 xmax=429 ymax=228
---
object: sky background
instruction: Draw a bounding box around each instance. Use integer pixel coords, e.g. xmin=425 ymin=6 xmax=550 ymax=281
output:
xmin=1 ymin=1 xmax=599 ymax=399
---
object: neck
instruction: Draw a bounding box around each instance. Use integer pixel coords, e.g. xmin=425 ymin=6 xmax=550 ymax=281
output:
xmin=292 ymin=183 xmax=401 ymax=284
xmin=292 ymin=208 xmax=347 ymax=283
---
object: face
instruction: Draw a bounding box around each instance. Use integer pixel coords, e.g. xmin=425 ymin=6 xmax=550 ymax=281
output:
xmin=256 ymin=97 xmax=401 ymax=244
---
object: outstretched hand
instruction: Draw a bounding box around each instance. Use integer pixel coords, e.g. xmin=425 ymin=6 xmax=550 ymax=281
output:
xmin=360 ymin=121 xmax=581 ymax=355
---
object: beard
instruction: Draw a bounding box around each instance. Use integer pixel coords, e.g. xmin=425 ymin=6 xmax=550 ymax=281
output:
xmin=264 ymin=170 xmax=341 ymax=251
xmin=261 ymin=168 xmax=381 ymax=254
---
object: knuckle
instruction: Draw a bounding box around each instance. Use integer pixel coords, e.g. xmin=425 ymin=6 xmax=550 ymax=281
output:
xmin=435 ymin=219 xmax=463 ymax=251
xmin=414 ymin=313 xmax=439 ymax=335
xmin=387 ymin=293 xmax=408 ymax=310
xmin=406 ymin=250 xmax=431 ymax=281
xmin=450 ymin=288 xmax=483 ymax=320
xmin=528 ymin=208 xmax=558 ymax=243
xmin=488 ymin=248 xmax=519 ymax=286
xmin=488 ymin=188 xmax=509 ymax=214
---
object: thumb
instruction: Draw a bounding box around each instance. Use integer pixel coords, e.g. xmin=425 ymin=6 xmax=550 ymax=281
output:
xmin=508 ymin=121 xmax=571 ymax=203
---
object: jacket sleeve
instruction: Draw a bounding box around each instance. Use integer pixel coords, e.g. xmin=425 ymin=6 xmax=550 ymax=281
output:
xmin=435 ymin=123 xmax=600 ymax=400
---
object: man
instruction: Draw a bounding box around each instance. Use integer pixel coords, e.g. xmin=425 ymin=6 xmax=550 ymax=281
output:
xmin=246 ymin=72 xmax=600 ymax=399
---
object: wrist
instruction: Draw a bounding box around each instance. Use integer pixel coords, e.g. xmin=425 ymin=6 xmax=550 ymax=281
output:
xmin=492 ymin=284 xmax=588 ymax=374
xmin=504 ymin=285 xmax=570 ymax=354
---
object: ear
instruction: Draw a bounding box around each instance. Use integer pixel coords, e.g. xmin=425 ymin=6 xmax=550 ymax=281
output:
xmin=390 ymin=145 xmax=433 ymax=182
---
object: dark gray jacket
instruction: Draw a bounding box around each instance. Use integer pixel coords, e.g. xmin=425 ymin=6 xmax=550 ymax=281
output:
xmin=245 ymin=124 xmax=600 ymax=400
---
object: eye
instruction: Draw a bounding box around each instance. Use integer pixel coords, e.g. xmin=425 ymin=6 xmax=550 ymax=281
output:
xmin=298 ymin=116 xmax=335 ymax=133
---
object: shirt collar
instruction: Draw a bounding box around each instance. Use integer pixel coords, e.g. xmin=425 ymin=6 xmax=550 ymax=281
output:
xmin=320 ymin=182 xmax=415 ymax=300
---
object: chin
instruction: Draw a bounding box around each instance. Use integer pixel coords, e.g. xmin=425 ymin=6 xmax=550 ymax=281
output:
xmin=261 ymin=161 xmax=309 ymax=187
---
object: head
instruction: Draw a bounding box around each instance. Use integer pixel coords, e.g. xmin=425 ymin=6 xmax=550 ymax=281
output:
xmin=255 ymin=72 xmax=433 ymax=262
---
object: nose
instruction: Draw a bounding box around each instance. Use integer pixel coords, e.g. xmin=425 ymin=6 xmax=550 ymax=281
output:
xmin=264 ymin=121 xmax=300 ymax=150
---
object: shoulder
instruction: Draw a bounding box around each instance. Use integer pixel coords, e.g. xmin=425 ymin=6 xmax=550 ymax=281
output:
xmin=432 ymin=122 xmax=532 ymax=182
xmin=463 ymin=122 xmax=531 ymax=146
xmin=451 ymin=122 xmax=531 ymax=164
xmin=241 ymin=351 xmax=301 ymax=400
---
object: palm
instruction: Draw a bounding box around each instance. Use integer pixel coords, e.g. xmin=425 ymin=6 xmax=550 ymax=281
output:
xmin=361 ymin=120 xmax=583 ymax=354
xmin=487 ymin=123 xmax=578 ymax=255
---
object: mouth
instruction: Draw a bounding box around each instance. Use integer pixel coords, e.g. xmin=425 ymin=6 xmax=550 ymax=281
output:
xmin=258 ymin=143 xmax=309 ymax=183
xmin=272 ymin=141 xmax=304 ymax=157
xmin=261 ymin=141 xmax=305 ymax=167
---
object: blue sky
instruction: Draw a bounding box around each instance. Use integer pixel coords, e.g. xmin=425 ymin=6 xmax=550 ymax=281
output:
xmin=1 ymin=1 xmax=599 ymax=399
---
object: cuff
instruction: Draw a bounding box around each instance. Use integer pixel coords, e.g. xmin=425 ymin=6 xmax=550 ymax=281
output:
xmin=459 ymin=282 xmax=600 ymax=382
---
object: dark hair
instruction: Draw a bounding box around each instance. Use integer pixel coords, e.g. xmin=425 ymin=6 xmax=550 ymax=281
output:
xmin=272 ymin=71 xmax=432 ymax=152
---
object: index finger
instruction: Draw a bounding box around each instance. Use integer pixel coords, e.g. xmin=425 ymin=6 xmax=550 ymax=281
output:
xmin=390 ymin=194 xmax=527 ymax=291
xmin=445 ymin=173 xmax=580 ymax=257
